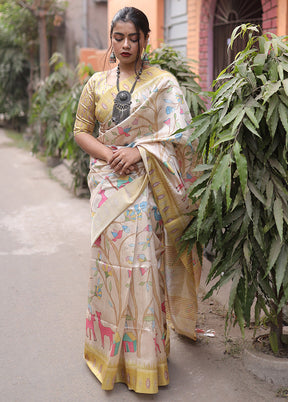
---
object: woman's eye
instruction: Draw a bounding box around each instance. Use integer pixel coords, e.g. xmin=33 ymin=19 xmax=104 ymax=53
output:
xmin=114 ymin=38 xmax=122 ymax=42
xmin=131 ymin=39 xmax=138 ymax=43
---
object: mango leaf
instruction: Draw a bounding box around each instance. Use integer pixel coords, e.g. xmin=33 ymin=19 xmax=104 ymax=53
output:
xmin=228 ymin=270 xmax=241 ymax=314
xmin=221 ymin=104 xmax=243 ymax=126
xmin=243 ymin=240 xmax=251 ymax=265
xmin=248 ymin=181 xmax=266 ymax=205
xmin=232 ymin=109 xmax=245 ymax=134
xmin=225 ymin=163 xmax=232 ymax=209
xmin=234 ymin=296 xmax=246 ymax=337
xmin=245 ymin=190 xmax=253 ymax=219
xmin=269 ymin=158 xmax=287 ymax=178
xmin=265 ymin=235 xmax=282 ymax=277
xmin=267 ymin=107 xmax=279 ymax=138
xmin=246 ymin=71 xmax=257 ymax=89
xmin=213 ymin=132 xmax=235 ymax=147
xmin=265 ymin=181 xmax=273 ymax=209
xmin=268 ymin=58 xmax=279 ymax=80
xmin=282 ymin=78 xmax=288 ymax=96
xmin=244 ymin=107 xmax=259 ymax=128
xmin=211 ymin=154 xmax=231 ymax=192
xmin=197 ymin=184 xmax=211 ymax=238
xmin=278 ymin=64 xmax=284 ymax=80
xmin=192 ymin=164 xmax=214 ymax=172
xmin=278 ymin=102 xmax=288 ymax=135
xmin=253 ymin=53 xmax=266 ymax=75
xmin=234 ymin=141 xmax=248 ymax=197
xmin=275 ymin=245 xmax=288 ymax=296
xmin=243 ymin=117 xmax=260 ymax=136
xmin=273 ymin=197 xmax=283 ymax=241
xmin=263 ymin=81 xmax=281 ymax=104
xmin=266 ymin=94 xmax=279 ymax=121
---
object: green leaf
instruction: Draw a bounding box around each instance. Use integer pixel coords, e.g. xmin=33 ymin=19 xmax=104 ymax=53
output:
xmin=248 ymin=181 xmax=266 ymax=205
xmin=243 ymin=117 xmax=260 ymax=136
xmin=192 ymin=164 xmax=214 ymax=172
xmin=244 ymin=107 xmax=259 ymax=128
xmin=266 ymin=181 xmax=273 ymax=209
xmin=243 ymin=240 xmax=251 ymax=265
xmin=265 ymin=236 xmax=282 ymax=277
xmin=221 ymin=104 xmax=243 ymax=126
xmin=228 ymin=270 xmax=241 ymax=313
xmin=278 ymin=64 xmax=284 ymax=80
xmin=234 ymin=141 xmax=248 ymax=197
xmin=213 ymin=132 xmax=235 ymax=147
xmin=197 ymin=184 xmax=211 ymax=238
xmin=245 ymin=190 xmax=253 ymax=219
xmin=234 ymin=296 xmax=245 ymax=337
xmin=231 ymin=109 xmax=245 ymax=134
xmin=273 ymin=197 xmax=283 ymax=241
xmin=282 ymin=78 xmax=288 ymax=96
xmin=266 ymin=94 xmax=279 ymax=121
xmin=211 ymin=154 xmax=231 ymax=192
xmin=263 ymin=81 xmax=281 ymax=104
xmin=275 ymin=245 xmax=288 ymax=296
xmin=267 ymin=107 xmax=279 ymax=138
xmin=253 ymin=53 xmax=266 ymax=75
xmin=269 ymin=158 xmax=287 ymax=178
xmin=278 ymin=102 xmax=288 ymax=135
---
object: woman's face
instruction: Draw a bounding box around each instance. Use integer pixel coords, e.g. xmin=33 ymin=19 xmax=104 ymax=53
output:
xmin=111 ymin=20 xmax=148 ymax=68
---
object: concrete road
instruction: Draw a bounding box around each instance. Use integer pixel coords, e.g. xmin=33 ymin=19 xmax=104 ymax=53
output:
xmin=0 ymin=128 xmax=278 ymax=401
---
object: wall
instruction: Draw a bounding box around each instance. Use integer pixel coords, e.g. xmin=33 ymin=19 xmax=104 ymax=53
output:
xmin=277 ymin=0 xmax=288 ymax=35
xmin=187 ymin=0 xmax=201 ymax=75
xmin=64 ymin=0 xmax=108 ymax=66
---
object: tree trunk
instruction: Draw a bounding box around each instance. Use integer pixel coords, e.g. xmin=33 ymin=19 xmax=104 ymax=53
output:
xmin=38 ymin=10 xmax=49 ymax=80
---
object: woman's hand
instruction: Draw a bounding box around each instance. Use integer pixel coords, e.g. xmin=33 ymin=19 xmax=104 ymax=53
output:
xmin=109 ymin=148 xmax=141 ymax=175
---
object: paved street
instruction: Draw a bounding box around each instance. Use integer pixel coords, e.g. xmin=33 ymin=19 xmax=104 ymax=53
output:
xmin=0 ymin=128 xmax=279 ymax=401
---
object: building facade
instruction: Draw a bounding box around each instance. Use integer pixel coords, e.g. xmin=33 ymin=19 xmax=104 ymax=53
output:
xmin=78 ymin=0 xmax=288 ymax=90
xmin=62 ymin=0 xmax=108 ymax=66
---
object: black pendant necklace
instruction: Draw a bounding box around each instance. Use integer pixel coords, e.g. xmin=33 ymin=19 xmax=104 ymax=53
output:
xmin=112 ymin=64 xmax=143 ymax=125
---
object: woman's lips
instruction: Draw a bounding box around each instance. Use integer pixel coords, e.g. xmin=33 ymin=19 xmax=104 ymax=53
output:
xmin=121 ymin=52 xmax=131 ymax=57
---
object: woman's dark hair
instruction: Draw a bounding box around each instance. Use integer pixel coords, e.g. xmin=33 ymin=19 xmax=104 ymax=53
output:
xmin=110 ymin=7 xmax=150 ymax=39
xmin=105 ymin=7 xmax=150 ymax=72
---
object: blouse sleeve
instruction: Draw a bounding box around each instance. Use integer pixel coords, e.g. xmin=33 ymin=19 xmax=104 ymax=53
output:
xmin=73 ymin=76 xmax=97 ymax=136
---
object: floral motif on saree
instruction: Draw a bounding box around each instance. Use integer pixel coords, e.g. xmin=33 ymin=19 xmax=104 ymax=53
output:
xmin=74 ymin=66 xmax=201 ymax=394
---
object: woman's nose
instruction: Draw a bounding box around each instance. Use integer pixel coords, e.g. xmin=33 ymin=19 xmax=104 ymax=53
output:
xmin=123 ymin=38 xmax=130 ymax=49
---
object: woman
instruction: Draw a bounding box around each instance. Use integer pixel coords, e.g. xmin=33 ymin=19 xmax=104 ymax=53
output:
xmin=74 ymin=7 xmax=201 ymax=394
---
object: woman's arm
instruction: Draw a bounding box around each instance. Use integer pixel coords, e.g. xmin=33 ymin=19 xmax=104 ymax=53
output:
xmin=74 ymin=132 xmax=113 ymax=162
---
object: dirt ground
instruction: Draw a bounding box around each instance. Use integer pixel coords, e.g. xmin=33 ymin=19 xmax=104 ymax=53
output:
xmin=189 ymin=285 xmax=288 ymax=401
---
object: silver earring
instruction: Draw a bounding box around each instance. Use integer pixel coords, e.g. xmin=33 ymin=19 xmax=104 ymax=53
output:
xmin=142 ymin=52 xmax=149 ymax=65
xmin=109 ymin=51 xmax=116 ymax=63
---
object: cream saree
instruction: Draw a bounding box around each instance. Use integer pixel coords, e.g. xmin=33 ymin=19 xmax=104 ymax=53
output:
xmin=74 ymin=66 xmax=201 ymax=394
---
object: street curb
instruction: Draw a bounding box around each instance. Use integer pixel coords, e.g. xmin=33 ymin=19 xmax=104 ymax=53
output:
xmin=243 ymin=346 xmax=288 ymax=387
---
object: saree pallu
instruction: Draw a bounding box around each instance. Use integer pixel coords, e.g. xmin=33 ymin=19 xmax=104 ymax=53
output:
xmin=74 ymin=66 xmax=201 ymax=394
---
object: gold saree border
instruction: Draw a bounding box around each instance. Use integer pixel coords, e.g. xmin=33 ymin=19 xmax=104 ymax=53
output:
xmin=85 ymin=342 xmax=169 ymax=394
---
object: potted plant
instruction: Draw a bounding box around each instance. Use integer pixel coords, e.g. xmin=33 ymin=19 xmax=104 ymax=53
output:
xmin=182 ymin=25 xmax=288 ymax=355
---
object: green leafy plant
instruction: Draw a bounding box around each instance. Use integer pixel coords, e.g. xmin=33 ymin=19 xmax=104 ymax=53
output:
xmin=182 ymin=25 xmax=288 ymax=354
xmin=30 ymin=54 xmax=95 ymax=190
xmin=0 ymin=10 xmax=30 ymax=128
xmin=148 ymin=43 xmax=207 ymax=117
